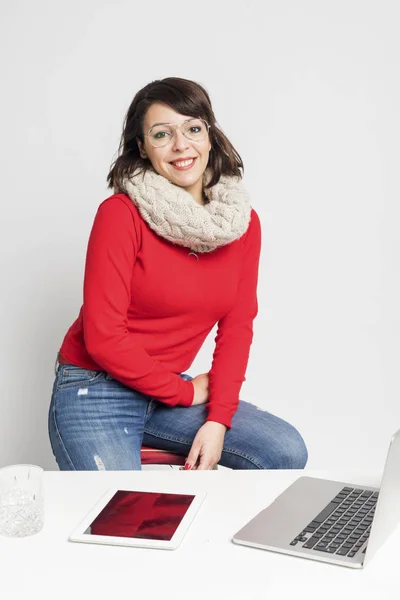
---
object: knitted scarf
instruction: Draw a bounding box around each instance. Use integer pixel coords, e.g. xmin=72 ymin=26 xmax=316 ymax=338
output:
xmin=122 ymin=166 xmax=252 ymax=255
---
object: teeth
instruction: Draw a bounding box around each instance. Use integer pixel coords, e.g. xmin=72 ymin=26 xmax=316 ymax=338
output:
xmin=172 ymin=158 xmax=194 ymax=167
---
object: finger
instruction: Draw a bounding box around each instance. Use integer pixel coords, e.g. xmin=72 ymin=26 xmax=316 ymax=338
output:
xmin=186 ymin=443 xmax=201 ymax=469
xmin=196 ymin=452 xmax=211 ymax=471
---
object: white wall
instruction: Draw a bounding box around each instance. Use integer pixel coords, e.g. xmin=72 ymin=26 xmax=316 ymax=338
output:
xmin=0 ymin=0 xmax=399 ymax=473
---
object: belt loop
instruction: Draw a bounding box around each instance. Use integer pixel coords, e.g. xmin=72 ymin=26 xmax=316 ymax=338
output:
xmin=54 ymin=352 xmax=60 ymax=376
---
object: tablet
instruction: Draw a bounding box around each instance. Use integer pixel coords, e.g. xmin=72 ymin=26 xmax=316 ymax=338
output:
xmin=69 ymin=487 xmax=207 ymax=550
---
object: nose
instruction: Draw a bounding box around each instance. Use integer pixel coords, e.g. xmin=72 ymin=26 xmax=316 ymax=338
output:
xmin=172 ymin=127 xmax=190 ymax=151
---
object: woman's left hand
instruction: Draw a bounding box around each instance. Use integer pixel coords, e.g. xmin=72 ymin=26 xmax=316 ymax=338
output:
xmin=185 ymin=421 xmax=227 ymax=470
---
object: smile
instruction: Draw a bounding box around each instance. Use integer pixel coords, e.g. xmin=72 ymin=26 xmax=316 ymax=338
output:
xmin=170 ymin=158 xmax=197 ymax=170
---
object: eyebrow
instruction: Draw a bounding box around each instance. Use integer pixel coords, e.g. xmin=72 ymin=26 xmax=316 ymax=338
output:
xmin=149 ymin=117 xmax=195 ymax=128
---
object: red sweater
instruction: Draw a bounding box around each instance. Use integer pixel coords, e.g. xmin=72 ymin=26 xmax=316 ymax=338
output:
xmin=59 ymin=193 xmax=261 ymax=428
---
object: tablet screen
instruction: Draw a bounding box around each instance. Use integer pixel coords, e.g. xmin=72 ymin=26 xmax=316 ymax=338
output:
xmin=84 ymin=490 xmax=196 ymax=541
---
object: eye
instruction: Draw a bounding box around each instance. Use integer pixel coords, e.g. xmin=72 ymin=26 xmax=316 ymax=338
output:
xmin=154 ymin=131 xmax=169 ymax=139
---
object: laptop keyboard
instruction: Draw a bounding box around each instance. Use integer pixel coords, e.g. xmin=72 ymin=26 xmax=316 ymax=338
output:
xmin=290 ymin=486 xmax=379 ymax=558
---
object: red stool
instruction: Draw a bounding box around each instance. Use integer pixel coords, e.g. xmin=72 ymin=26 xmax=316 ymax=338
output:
xmin=140 ymin=445 xmax=187 ymax=467
xmin=140 ymin=446 xmax=219 ymax=469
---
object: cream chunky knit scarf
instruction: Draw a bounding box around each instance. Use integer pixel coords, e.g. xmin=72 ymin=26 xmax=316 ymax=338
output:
xmin=122 ymin=166 xmax=252 ymax=255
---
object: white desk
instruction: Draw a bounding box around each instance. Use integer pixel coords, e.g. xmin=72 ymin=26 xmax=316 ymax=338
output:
xmin=1 ymin=469 xmax=399 ymax=600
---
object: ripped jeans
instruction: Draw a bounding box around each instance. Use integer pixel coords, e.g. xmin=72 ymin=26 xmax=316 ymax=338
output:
xmin=48 ymin=361 xmax=308 ymax=471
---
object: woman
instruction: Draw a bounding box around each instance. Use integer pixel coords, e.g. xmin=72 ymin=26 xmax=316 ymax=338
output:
xmin=48 ymin=77 xmax=308 ymax=471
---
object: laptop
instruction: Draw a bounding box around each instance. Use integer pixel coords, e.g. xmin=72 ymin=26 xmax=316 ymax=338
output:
xmin=232 ymin=428 xmax=400 ymax=568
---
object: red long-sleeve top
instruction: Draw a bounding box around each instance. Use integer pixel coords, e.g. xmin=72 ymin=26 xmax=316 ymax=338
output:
xmin=59 ymin=193 xmax=261 ymax=428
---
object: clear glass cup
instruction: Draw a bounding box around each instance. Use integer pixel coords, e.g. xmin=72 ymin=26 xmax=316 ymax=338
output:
xmin=0 ymin=464 xmax=44 ymax=537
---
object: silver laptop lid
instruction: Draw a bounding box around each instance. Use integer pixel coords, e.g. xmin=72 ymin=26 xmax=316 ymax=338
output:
xmin=363 ymin=428 xmax=400 ymax=566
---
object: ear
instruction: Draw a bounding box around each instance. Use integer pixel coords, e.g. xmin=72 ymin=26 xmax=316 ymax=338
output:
xmin=137 ymin=137 xmax=147 ymax=159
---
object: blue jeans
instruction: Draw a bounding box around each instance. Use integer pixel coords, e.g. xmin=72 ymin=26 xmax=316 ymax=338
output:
xmin=48 ymin=362 xmax=308 ymax=470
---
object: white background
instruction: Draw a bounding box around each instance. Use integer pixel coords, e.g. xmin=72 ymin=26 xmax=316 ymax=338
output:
xmin=0 ymin=0 xmax=399 ymax=472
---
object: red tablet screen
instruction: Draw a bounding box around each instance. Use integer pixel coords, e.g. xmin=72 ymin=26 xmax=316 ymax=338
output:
xmin=85 ymin=490 xmax=195 ymax=541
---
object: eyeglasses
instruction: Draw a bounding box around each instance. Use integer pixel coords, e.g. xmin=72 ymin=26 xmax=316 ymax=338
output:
xmin=144 ymin=118 xmax=210 ymax=148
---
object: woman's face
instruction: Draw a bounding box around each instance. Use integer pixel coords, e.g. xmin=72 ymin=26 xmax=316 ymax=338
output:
xmin=137 ymin=102 xmax=212 ymax=204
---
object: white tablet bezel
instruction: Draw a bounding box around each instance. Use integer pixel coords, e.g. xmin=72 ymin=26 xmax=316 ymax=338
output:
xmin=69 ymin=487 xmax=207 ymax=550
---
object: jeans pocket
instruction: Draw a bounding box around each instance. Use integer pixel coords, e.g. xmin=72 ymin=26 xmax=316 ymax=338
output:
xmin=56 ymin=365 xmax=104 ymax=390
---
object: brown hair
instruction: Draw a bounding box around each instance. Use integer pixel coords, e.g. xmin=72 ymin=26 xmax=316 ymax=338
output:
xmin=106 ymin=77 xmax=244 ymax=193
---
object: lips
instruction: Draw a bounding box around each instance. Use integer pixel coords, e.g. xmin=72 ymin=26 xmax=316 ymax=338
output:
xmin=170 ymin=157 xmax=197 ymax=165
xmin=169 ymin=157 xmax=198 ymax=171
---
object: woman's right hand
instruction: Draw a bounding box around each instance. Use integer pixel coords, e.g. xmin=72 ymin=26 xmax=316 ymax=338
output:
xmin=190 ymin=372 xmax=210 ymax=406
